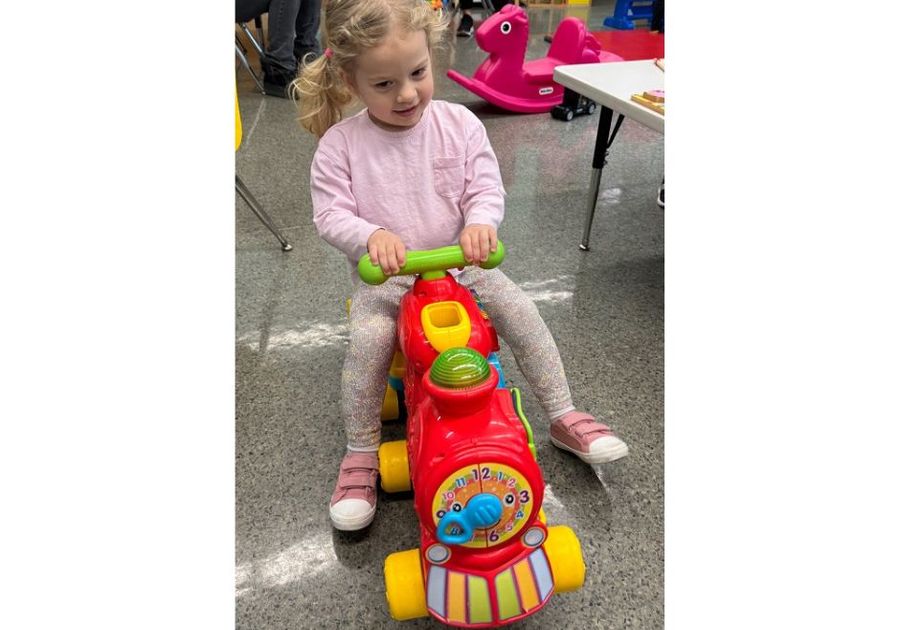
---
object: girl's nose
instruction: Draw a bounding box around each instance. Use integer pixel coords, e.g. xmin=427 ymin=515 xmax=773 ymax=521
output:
xmin=397 ymin=82 xmax=416 ymax=103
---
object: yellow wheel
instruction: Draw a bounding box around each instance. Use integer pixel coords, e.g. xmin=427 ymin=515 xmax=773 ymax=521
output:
xmin=379 ymin=440 xmax=411 ymax=492
xmin=380 ymin=351 xmax=406 ymax=422
xmin=380 ymin=385 xmax=399 ymax=421
xmin=384 ymin=549 xmax=427 ymax=620
xmin=544 ymin=525 xmax=586 ymax=593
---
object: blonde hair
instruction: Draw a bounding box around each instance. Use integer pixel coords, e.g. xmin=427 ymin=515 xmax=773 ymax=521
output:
xmin=291 ymin=0 xmax=448 ymax=138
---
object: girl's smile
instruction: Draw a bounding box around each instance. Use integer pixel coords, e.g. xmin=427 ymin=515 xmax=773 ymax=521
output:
xmin=394 ymin=104 xmax=419 ymax=117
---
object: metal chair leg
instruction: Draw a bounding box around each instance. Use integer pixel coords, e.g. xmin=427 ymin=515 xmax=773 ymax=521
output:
xmin=235 ymin=39 xmax=265 ymax=94
xmin=235 ymin=175 xmax=293 ymax=251
xmin=240 ymin=21 xmax=266 ymax=57
xmin=253 ymin=16 xmax=266 ymax=53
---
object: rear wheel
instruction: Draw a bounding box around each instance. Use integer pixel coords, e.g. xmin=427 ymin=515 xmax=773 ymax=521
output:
xmin=379 ymin=440 xmax=411 ymax=492
xmin=384 ymin=548 xmax=428 ymax=620
xmin=380 ymin=384 xmax=399 ymax=421
xmin=544 ymin=525 xmax=585 ymax=593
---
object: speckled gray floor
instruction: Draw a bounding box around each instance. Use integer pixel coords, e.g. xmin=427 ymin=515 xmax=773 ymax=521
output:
xmin=236 ymin=2 xmax=663 ymax=628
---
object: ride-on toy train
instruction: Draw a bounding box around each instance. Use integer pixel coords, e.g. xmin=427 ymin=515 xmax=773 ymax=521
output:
xmin=357 ymin=242 xmax=586 ymax=627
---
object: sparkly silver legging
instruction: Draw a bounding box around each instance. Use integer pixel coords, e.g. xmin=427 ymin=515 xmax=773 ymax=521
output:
xmin=342 ymin=267 xmax=574 ymax=449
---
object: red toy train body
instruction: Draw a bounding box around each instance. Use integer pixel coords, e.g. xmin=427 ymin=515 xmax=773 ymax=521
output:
xmin=359 ymin=244 xmax=586 ymax=627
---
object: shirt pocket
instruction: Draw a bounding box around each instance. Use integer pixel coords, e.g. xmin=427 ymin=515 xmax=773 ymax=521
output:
xmin=432 ymin=156 xmax=465 ymax=199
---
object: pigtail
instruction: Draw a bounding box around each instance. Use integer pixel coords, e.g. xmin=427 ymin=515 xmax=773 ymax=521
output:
xmin=292 ymin=54 xmax=353 ymax=138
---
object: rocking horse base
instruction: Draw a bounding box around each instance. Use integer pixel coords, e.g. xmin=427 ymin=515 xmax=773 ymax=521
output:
xmin=448 ymin=69 xmax=563 ymax=114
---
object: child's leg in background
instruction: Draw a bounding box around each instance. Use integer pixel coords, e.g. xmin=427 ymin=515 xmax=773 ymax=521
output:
xmin=457 ymin=267 xmax=628 ymax=464
xmin=331 ymin=276 xmax=414 ymax=531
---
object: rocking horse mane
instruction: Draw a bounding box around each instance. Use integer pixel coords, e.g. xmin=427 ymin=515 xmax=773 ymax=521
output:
xmin=475 ymin=4 xmax=529 ymax=59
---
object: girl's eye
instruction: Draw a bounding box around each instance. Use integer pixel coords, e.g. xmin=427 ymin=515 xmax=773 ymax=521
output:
xmin=412 ymin=67 xmax=426 ymax=77
xmin=374 ymin=81 xmax=391 ymax=89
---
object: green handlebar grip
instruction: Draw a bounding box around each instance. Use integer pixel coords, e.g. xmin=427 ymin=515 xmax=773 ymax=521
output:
xmin=358 ymin=240 xmax=505 ymax=285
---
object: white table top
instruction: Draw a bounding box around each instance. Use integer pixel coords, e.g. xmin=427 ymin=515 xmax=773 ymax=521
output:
xmin=554 ymin=60 xmax=664 ymax=134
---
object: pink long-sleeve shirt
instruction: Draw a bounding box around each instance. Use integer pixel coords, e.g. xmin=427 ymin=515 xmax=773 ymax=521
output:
xmin=310 ymin=100 xmax=506 ymax=277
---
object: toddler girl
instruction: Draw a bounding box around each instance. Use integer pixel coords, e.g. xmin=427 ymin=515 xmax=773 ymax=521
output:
xmin=293 ymin=0 xmax=628 ymax=531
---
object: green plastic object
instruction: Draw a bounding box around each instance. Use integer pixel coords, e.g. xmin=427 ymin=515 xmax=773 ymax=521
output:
xmin=430 ymin=348 xmax=491 ymax=389
xmin=358 ymin=241 xmax=505 ymax=286
xmin=511 ymin=387 xmax=537 ymax=460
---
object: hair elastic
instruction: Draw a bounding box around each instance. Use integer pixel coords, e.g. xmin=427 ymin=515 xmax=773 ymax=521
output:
xmin=324 ymin=47 xmax=334 ymax=59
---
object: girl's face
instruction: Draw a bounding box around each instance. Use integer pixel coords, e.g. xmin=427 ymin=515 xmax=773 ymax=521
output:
xmin=346 ymin=25 xmax=434 ymax=131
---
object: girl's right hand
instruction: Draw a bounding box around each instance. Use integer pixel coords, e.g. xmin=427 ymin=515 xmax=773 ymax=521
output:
xmin=366 ymin=229 xmax=407 ymax=276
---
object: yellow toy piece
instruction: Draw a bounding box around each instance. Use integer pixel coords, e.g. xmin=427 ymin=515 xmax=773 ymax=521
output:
xmin=538 ymin=508 xmax=547 ymax=524
xmin=388 ymin=350 xmax=407 ymax=379
xmin=384 ymin=548 xmax=428 ymax=620
xmin=380 ymin=351 xmax=407 ymax=421
xmin=379 ymin=440 xmax=411 ymax=492
xmin=381 ymin=386 xmax=400 ymax=421
xmin=421 ymin=301 xmax=471 ymax=353
xmin=631 ymin=90 xmax=665 ymax=115
xmin=235 ymin=89 xmax=242 ymax=151
xmin=543 ymin=525 xmax=586 ymax=593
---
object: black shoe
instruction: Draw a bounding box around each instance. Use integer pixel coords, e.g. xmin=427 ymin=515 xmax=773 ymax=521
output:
xmin=657 ymin=182 xmax=665 ymax=208
xmin=261 ymin=60 xmax=297 ymax=98
xmin=456 ymin=13 xmax=474 ymax=37
xmin=294 ymin=47 xmax=320 ymax=69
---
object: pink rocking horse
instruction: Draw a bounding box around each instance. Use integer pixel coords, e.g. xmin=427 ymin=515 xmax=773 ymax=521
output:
xmin=447 ymin=4 xmax=623 ymax=114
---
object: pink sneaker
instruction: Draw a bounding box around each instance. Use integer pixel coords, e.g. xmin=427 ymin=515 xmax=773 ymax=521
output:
xmin=329 ymin=451 xmax=379 ymax=531
xmin=550 ymin=411 xmax=629 ymax=464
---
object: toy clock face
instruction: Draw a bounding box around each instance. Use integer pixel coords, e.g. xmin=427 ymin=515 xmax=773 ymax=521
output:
xmin=431 ymin=463 xmax=535 ymax=548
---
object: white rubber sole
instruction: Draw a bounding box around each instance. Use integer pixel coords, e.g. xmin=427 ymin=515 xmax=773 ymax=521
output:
xmin=550 ymin=435 xmax=629 ymax=465
xmin=330 ymin=501 xmax=376 ymax=531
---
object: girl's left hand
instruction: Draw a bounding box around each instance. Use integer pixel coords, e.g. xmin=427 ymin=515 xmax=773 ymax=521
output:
xmin=460 ymin=224 xmax=498 ymax=264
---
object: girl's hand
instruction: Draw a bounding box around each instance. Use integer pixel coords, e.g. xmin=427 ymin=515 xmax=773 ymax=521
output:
xmin=367 ymin=228 xmax=407 ymax=276
xmin=459 ymin=224 xmax=498 ymax=264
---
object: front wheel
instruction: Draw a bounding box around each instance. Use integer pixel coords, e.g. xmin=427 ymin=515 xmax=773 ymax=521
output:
xmin=384 ymin=548 xmax=428 ymax=620
xmin=544 ymin=525 xmax=586 ymax=593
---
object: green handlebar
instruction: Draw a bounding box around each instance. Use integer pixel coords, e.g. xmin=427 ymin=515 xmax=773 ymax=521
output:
xmin=358 ymin=240 xmax=505 ymax=285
